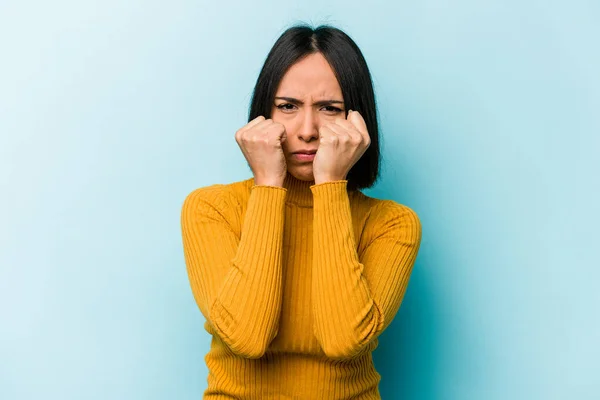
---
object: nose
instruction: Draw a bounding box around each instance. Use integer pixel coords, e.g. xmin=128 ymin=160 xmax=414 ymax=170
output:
xmin=298 ymin=108 xmax=319 ymax=142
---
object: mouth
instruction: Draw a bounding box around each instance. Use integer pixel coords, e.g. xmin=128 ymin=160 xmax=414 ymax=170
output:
xmin=293 ymin=152 xmax=316 ymax=162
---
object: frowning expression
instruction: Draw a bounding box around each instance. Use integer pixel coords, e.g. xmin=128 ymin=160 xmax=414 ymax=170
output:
xmin=271 ymin=52 xmax=345 ymax=181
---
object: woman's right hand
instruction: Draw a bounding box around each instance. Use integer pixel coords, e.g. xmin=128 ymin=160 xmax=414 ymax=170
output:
xmin=235 ymin=116 xmax=288 ymax=187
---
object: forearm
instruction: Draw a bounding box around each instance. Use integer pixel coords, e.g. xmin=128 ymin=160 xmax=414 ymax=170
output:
xmin=210 ymin=185 xmax=287 ymax=358
xmin=310 ymin=181 xmax=382 ymax=360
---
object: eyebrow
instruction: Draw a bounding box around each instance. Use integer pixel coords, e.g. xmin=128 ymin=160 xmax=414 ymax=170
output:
xmin=274 ymin=96 xmax=344 ymax=107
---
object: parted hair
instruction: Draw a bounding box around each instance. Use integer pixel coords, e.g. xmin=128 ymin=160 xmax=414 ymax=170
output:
xmin=248 ymin=23 xmax=381 ymax=191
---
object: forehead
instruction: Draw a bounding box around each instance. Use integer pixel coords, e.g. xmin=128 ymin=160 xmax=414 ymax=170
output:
xmin=276 ymin=53 xmax=342 ymax=98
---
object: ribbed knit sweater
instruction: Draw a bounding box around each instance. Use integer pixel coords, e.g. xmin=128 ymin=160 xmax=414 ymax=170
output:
xmin=180 ymin=172 xmax=422 ymax=399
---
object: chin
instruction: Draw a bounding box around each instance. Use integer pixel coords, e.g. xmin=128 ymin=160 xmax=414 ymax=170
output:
xmin=288 ymin=167 xmax=315 ymax=182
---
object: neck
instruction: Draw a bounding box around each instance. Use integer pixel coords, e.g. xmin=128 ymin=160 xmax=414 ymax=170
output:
xmin=250 ymin=172 xmax=354 ymax=207
xmin=282 ymin=173 xmax=314 ymax=207
xmin=249 ymin=173 xmax=314 ymax=207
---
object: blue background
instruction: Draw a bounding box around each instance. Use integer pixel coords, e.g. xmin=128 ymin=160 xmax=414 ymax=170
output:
xmin=1 ymin=1 xmax=598 ymax=399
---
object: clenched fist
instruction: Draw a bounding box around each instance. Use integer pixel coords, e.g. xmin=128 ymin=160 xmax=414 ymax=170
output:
xmin=235 ymin=116 xmax=288 ymax=187
xmin=312 ymin=110 xmax=370 ymax=184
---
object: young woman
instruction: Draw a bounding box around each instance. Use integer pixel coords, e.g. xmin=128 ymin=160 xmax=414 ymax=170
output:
xmin=181 ymin=23 xmax=422 ymax=399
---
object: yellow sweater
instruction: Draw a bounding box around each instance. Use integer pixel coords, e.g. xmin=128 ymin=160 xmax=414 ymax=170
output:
xmin=180 ymin=173 xmax=422 ymax=399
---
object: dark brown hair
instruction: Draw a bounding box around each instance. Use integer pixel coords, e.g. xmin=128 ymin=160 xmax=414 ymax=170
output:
xmin=248 ymin=23 xmax=381 ymax=191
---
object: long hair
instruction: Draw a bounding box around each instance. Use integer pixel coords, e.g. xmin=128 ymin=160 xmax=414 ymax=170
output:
xmin=248 ymin=23 xmax=381 ymax=191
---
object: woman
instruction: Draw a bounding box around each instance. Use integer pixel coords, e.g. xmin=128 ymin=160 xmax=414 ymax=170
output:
xmin=181 ymin=23 xmax=422 ymax=399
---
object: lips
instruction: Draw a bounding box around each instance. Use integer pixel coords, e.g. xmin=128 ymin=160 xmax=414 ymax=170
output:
xmin=294 ymin=152 xmax=316 ymax=162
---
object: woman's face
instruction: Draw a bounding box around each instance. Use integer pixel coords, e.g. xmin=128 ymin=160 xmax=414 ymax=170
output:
xmin=271 ymin=52 xmax=346 ymax=182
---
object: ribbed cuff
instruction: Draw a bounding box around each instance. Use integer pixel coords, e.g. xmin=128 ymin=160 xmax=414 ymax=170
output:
xmin=235 ymin=185 xmax=287 ymax=263
xmin=310 ymin=180 xmax=350 ymax=212
xmin=251 ymin=184 xmax=287 ymax=192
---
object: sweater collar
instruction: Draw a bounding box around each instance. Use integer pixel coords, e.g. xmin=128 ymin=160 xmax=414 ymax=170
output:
xmin=281 ymin=172 xmax=315 ymax=207
xmin=249 ymin=173 xmax=354 ymax=207
xmin=248 ymin=173 xmax=314 ymax=207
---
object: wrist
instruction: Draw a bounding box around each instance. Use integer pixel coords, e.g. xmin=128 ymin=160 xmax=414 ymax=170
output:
xmin=254 ymin=177 xmax=284 ymax=187
xmin=313 ymin=175 xmax=346 ymax=185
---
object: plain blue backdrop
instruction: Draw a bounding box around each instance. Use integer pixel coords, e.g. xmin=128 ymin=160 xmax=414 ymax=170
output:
xmin=1 ymin=1 xmax=598 ymax=399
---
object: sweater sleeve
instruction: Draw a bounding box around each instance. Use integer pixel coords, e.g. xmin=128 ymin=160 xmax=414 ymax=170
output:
xmin=180 ymin=184 xmax=287 ymax=359
xmin=310 ymin=180 xmax=422 ymax=361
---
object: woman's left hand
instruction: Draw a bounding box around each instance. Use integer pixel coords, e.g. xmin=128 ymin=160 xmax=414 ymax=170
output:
xmin=312 ymin=110 xmax=371 ymax=184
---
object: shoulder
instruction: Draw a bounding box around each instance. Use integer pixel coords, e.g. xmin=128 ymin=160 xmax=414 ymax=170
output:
xmin=353 ymin=191 xmax=420 ymax=222
xmin=355 ymin=192 xmax=421 ymax=241
xmin=376 ymin=199 xmax=420 ymax=225
xmin=182 ymin=184 xmax=228 ymax=211
xmin=181 ymin=177 xmax=251 ymax=217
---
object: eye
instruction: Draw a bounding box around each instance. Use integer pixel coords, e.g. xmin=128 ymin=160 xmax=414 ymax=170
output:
xmin=275 ymin=103 xmax=343 ymax=114
xmin=276 ymin=103 xmax=296 ymax=112
xmin=322 ymin=106 xmax=342 ymax=113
